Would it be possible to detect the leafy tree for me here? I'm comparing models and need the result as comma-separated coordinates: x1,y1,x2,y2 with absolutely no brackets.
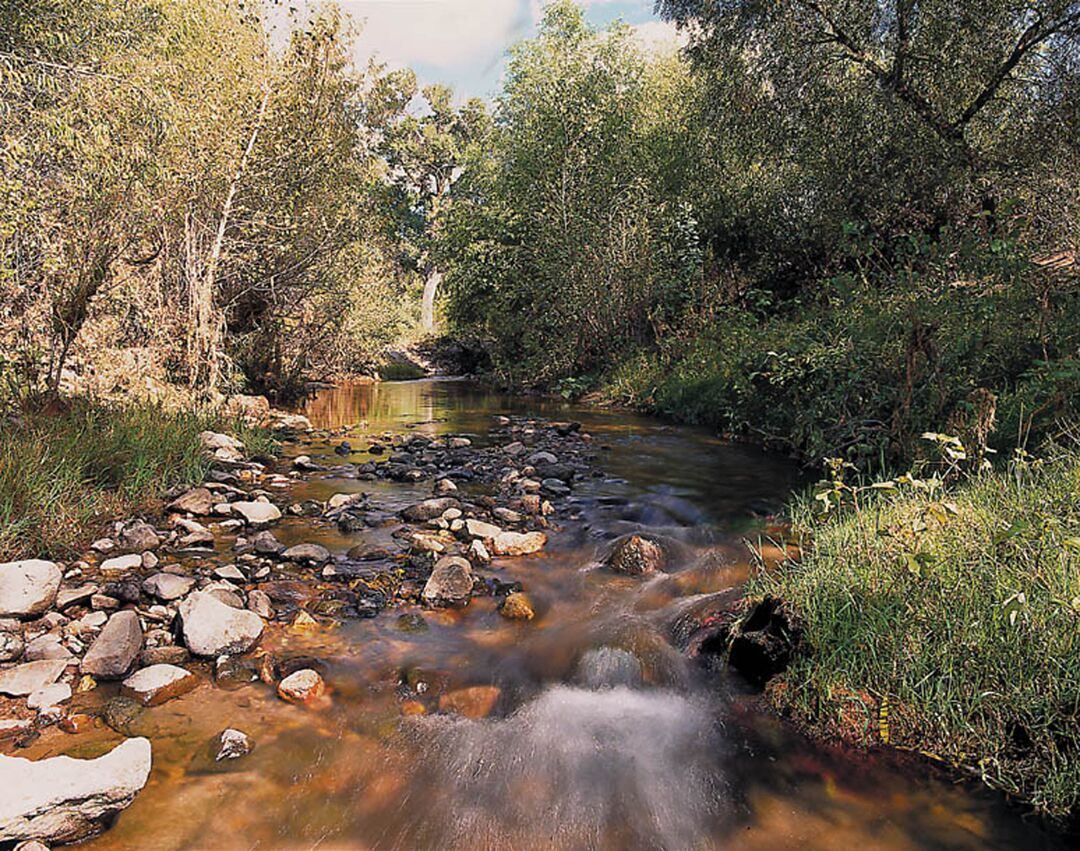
379,75,490,333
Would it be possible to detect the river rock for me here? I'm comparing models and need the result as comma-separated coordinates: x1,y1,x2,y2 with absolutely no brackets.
140,645,189,666
277,669,325,703
27,682,71,711
99,554,142,575
0,560,61,618
251,530,285,555
438,685,501,719
246,589,274,619
179,592,263,656
464,519,502,541
200,431,244,462
167,487,215,516
121,664,198,706
467,539,491,564
142,573,196,602
0,630,25,662
422,556,474,607
0,737,152,845
117,520,160,553
282,543,331,565
606,534,665,576
492,530,546,557
24,634,74,662
56,583,99,610
499,592,535,621
433,478,458,495
214,565,246,582
215,728,253,761
80,611,142,679
231,501,282,526
0,660,67,697
403,498,460,522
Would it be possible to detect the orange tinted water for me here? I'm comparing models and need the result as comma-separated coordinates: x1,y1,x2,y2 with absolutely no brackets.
44,380,1065,849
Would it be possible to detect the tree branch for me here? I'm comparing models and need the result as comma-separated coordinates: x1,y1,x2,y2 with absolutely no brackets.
952,8,1080,132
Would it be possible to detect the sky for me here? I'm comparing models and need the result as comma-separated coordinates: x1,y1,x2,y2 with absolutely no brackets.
278,1,681,101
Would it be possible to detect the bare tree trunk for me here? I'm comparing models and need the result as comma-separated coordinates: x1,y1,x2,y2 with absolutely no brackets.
421,265,442,334
187,87,270,390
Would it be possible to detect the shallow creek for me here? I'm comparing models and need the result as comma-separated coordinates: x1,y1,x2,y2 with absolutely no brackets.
29,380,1065,849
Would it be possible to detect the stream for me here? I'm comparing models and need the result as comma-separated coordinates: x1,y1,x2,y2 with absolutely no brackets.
43,379,1066,848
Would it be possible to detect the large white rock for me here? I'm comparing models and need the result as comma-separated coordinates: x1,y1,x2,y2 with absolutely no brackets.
0,737,152,844
142,573,196,602
0,560,61,617
231,501,282,526
121,664,198,706
99,554,142,575
464,519,502,542
492,530,547,557
179,592,263,657
0,659,67,696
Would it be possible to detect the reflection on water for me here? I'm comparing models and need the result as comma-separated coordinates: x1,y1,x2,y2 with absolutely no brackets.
50,380,1066,849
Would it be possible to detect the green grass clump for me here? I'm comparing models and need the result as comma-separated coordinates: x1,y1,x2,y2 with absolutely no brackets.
0,401,262,561
752,446,1080,817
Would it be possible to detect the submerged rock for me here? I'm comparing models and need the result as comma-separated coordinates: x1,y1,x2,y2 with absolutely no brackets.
179,592,264,657
438,686,501,719
0,737,152,845
215,728,253,761
499,592,535,621
0,560,61,618
605,534,665,576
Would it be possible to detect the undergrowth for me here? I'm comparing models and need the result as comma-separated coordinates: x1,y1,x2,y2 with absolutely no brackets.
0,401,271,561
750,440,1080,818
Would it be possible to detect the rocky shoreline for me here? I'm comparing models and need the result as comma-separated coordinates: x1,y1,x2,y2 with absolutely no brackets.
0,411,618,846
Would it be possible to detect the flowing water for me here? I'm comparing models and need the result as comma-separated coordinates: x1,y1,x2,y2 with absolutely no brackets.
35,380,1065,849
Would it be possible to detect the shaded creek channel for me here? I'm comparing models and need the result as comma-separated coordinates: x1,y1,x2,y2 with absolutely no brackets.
45,380,1067,848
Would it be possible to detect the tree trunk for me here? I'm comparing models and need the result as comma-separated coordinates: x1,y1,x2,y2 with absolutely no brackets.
187,86,270,390
421,266,442,334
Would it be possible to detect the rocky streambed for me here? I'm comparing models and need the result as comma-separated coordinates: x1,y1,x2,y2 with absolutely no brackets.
0,379,1065,850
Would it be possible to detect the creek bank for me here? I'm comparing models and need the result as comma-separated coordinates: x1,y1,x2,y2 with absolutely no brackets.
0,410,605,845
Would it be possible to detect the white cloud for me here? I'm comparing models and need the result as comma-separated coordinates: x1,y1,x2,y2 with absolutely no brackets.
337,0,533,70
629,19,686,53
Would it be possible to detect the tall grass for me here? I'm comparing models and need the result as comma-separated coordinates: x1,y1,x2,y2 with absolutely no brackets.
752,444,1080,817
0,402,226,561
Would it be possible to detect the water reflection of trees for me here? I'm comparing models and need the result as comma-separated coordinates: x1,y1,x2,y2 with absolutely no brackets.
301,381,444,432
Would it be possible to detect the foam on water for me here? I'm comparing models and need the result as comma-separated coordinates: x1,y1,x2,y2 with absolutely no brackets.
403,685,726,850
